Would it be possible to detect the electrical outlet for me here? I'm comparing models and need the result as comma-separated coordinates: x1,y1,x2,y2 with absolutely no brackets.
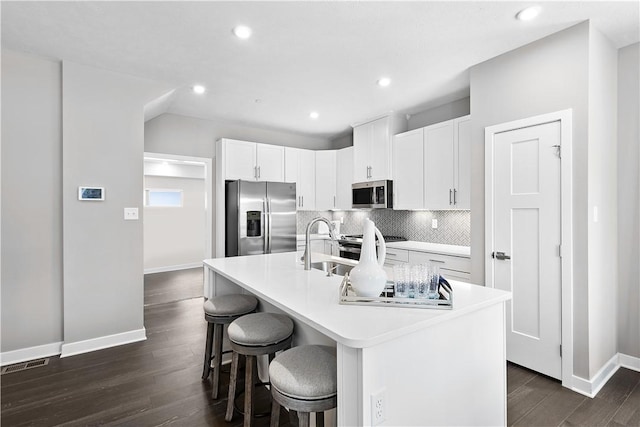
124,207,139,220
371,388,386,425
432,218,438,229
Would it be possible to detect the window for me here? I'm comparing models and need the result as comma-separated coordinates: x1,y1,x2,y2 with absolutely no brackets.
145,189,183,207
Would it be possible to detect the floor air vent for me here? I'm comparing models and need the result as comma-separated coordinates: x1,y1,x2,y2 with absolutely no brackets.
1,358,49,375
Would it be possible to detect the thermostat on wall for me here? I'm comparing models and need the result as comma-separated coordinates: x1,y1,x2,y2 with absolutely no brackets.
78,186,105,201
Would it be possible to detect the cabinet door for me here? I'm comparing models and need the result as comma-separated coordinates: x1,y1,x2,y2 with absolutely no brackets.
256,143,284,181
284,147,299,183
336,147,354,209
352,122,371,182
297,149,316,210
424,120,454,210
454,116,471,209
315,150,337,210
224,140,257,180
368,117,392,180
393,129,424,210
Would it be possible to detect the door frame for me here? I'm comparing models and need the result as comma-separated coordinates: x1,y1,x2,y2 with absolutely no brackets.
143,152,213,269
484,109,574,389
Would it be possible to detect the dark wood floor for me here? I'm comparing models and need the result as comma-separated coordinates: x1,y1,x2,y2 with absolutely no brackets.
2,269,639,426
144,267,203,306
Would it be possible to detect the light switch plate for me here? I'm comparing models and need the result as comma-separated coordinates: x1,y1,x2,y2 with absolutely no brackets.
432,219,438,229
124,208,139,220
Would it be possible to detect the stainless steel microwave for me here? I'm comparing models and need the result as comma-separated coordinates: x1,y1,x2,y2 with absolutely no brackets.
352,180,393,209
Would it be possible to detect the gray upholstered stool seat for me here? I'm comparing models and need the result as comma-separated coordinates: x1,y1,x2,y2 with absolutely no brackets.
225,312,294,427
268,345,337,427
201,294,258,400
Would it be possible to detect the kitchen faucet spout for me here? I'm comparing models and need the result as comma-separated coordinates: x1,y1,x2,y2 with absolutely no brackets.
304,217,338,270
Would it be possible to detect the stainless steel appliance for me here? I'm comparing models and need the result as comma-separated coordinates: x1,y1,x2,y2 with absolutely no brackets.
225,180,297,257
338,234,406,260
352,180,393,209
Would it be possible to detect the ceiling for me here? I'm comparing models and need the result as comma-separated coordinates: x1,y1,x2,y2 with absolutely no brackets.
2,1,638,140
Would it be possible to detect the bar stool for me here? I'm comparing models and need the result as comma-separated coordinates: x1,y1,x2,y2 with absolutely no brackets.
225,312,294,427
202,294,259,399
268,345,337,427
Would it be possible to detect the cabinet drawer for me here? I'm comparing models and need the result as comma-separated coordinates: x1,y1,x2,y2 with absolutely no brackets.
408,251,470,274
440,268,471,283
384,248,409,263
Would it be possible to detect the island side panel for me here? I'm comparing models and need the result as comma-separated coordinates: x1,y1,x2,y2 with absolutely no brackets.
337,344,364,426
359,302,506,426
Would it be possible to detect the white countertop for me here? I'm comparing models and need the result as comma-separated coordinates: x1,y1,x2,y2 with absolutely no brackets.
386,241,471,257
204,252,508,348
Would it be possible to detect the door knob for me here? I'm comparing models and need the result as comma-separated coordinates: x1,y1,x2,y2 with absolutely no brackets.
492,251,511,260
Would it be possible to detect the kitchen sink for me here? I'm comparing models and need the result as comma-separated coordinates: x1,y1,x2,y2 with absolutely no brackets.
310,261,353,277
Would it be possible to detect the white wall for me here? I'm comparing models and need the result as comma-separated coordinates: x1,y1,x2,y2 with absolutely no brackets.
144,175,205,271
61,60,173,354
617,42,640,360
1,50,63,353
407,97,470,130
470,23,591,378
587,27,619,377
144,113,332,159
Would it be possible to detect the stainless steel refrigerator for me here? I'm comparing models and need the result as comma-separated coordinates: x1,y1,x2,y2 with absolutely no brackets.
225,180,297,257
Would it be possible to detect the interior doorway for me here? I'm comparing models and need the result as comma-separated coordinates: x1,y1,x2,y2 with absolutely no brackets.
143,152,213,305
485,110,574,389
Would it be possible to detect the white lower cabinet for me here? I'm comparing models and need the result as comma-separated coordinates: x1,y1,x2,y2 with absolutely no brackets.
408,250,471,282
383,248,409,268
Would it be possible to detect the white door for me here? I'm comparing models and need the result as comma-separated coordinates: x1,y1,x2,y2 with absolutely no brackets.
352,123,371,182
315,150,337,210
393,128,424,209
491,120,562,379
224,140,257,180
297,149,316,210
424,120,454,210
368,116,391,180
256,143,284,181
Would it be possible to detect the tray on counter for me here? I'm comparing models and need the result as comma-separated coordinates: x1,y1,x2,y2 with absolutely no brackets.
338,273,453,309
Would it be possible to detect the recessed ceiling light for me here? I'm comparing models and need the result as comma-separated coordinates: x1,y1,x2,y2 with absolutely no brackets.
233,25,252,39
377,77,391,87
309,111,319,119
192,85,206,94
516,6,541,21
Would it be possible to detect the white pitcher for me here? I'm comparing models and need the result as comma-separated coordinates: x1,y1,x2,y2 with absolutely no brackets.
349,218,388,297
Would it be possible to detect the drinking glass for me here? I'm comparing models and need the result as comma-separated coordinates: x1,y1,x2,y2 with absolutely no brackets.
393,264,408,298
427,264,440,299
415,264,429,299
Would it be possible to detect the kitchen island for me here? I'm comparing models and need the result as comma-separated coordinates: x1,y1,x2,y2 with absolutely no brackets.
203,252,511,426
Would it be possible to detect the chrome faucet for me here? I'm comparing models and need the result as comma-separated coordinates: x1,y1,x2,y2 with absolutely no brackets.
304,217,338,270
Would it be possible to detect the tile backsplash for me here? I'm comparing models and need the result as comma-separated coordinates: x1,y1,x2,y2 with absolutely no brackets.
297,209,470,247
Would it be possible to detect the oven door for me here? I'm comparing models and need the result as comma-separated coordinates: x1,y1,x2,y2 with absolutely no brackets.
338,245,361,260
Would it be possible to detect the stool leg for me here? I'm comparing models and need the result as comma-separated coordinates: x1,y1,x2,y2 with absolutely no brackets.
316,411,325,427
225,351,240,422
244,355,256,427
269,397,280,427
298,411,310,427
211,323,224,399
201,322,214,380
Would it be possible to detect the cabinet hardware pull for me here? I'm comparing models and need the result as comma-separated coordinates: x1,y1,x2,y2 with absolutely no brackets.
429,259,445,264
449,189,453,205
453,188,457,205
257,166,261,179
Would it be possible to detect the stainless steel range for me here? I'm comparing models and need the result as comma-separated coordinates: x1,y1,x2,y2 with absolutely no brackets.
337,234,406,260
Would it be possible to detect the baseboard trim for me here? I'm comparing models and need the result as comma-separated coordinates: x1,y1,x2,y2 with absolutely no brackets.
619,353,640,371
570,352,640,398
60,328,146,358
0,341,63,366
144,262,202,274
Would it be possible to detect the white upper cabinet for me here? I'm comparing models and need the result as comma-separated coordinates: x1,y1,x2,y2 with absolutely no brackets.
423,116,471,210
392,115,471,211
222,139,284,182
286,147,316,211
315,150,337,210
393,128,425,210
256,143,285,181
424,120,455,210
353,115,407,182
335,146,354,210
453,116,471,209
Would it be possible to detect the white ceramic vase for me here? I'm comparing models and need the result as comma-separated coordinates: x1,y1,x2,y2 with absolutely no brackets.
349,219,388,297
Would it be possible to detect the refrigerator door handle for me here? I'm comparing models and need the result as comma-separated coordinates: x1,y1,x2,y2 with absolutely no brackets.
266,197,273,253
263,198,269,253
